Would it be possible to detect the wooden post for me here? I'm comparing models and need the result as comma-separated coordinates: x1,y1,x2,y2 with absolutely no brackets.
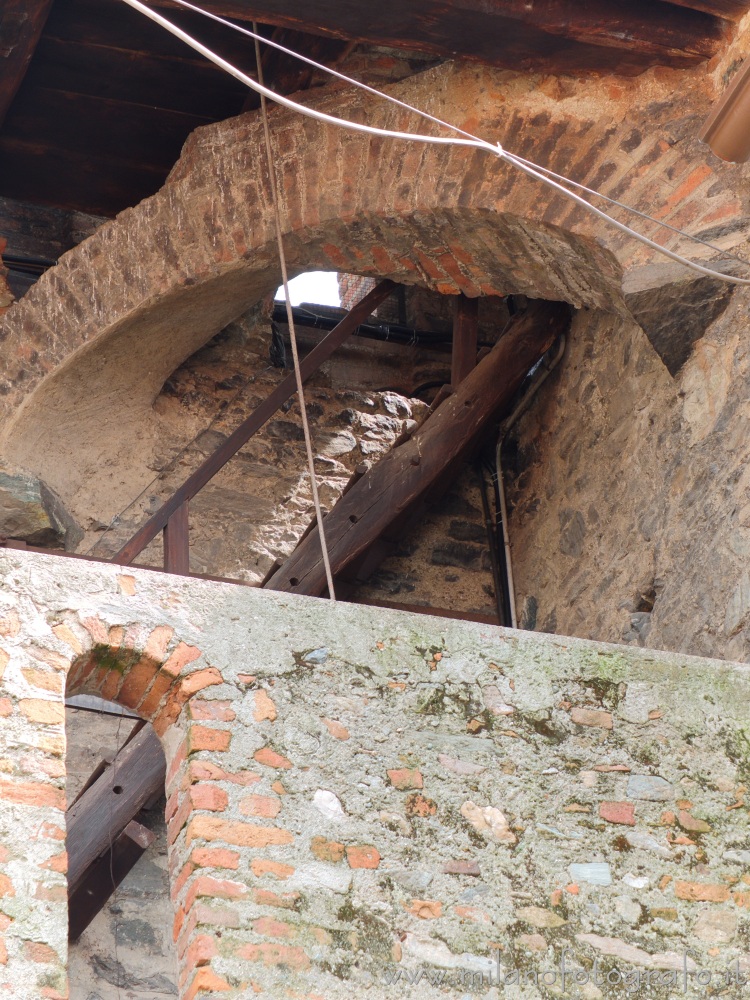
265,299,571,597
163,501,189,574
451,293,479,386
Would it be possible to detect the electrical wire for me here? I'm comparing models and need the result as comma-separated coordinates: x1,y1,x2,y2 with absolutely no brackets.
126,0,750,287
254,26,338,601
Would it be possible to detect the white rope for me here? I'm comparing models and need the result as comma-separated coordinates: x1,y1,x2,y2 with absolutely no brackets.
253,27,338,601
134,0,750,287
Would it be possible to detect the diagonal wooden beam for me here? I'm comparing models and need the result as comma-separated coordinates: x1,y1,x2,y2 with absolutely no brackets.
264,299,571,597
65,725,165,897
68,820,155,942
0,0,54,132
112,279,395,565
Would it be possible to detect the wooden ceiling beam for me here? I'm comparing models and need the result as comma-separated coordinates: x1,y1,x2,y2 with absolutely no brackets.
149,0,729,68
0,0,54,130
656,0,749,20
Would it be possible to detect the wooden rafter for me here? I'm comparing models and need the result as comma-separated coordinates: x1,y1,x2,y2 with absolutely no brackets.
264,299,572,597
150,0,730,68
0,0,54,131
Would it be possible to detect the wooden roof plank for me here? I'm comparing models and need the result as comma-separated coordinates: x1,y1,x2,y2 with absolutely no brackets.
0,0,55,130
657,0,750,20
150,0,729,67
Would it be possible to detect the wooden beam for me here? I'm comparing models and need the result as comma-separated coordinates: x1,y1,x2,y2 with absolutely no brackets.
0,194,104,261
113,279,395,565
163,501,190,573
356,598,500,626
68,820,155,942
265,299,571,597
65,726,165,897
660,0,748,20
0,0,54,131
451,294,479,387
150,0,728,68
243,29,352,112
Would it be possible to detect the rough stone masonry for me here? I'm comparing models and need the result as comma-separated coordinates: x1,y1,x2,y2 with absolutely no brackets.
1,550,750,998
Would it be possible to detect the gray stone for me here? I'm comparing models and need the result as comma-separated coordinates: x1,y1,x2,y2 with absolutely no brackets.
627,774,673,801
614,896,643,924
623,262,735,376
569,863,612,886
559,509,586,558
624,830,672,859
0,465,81,549
723,849,750,865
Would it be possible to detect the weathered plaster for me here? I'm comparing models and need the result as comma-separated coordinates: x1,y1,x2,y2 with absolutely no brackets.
1,551,750,997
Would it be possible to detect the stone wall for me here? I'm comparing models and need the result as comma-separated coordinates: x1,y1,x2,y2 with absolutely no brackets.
506,273,750,662
3,550,750,999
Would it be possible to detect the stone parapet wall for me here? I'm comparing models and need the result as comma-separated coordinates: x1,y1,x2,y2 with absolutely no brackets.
1,551,750,997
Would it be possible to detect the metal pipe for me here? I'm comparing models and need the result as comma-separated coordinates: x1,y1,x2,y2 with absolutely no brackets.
495,333,567,630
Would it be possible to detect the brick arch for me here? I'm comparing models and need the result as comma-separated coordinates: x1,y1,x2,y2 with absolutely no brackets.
63,612,212,734
0,61,743,504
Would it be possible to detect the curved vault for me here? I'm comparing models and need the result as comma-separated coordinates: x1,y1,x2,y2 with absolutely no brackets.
3,58,734,510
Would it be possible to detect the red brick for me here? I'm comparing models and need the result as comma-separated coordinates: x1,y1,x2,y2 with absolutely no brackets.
346,845,381,869
117,657,160,710
184,934,217,971
322,718,350,740
185,875,247,910
18,699,65,726
161,642,202,678
237,942,310,971
240,794,281,819
189,700,236,722
0,779,65,811
387,768,423,790
23,941,59,963
570,707,613,729
254,689,277,722
185,815,293,848
253,889,300,909
404,899,443,919
675,881,729,903
184,968,231,1000
144,624,174,661
310,836,345,863
251,859,295,880
21,669,64,695
188,726,231,753
190,785,228,812
254,747,292,769
190,847,240,869
254,917,296,939
599,801,636,826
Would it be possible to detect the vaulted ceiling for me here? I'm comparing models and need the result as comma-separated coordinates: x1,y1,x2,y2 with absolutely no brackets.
0,0,747,219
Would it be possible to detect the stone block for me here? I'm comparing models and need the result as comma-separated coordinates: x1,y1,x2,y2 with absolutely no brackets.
0,465,81,549
623,262,735,377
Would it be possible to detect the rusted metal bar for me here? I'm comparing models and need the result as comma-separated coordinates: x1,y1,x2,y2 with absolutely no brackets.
112,279,395,565
163,500,189,573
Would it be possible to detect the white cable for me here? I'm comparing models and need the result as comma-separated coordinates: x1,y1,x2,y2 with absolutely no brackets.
253,26,338,601
120,0,494,153
165,0,750,279
119,0,750,287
